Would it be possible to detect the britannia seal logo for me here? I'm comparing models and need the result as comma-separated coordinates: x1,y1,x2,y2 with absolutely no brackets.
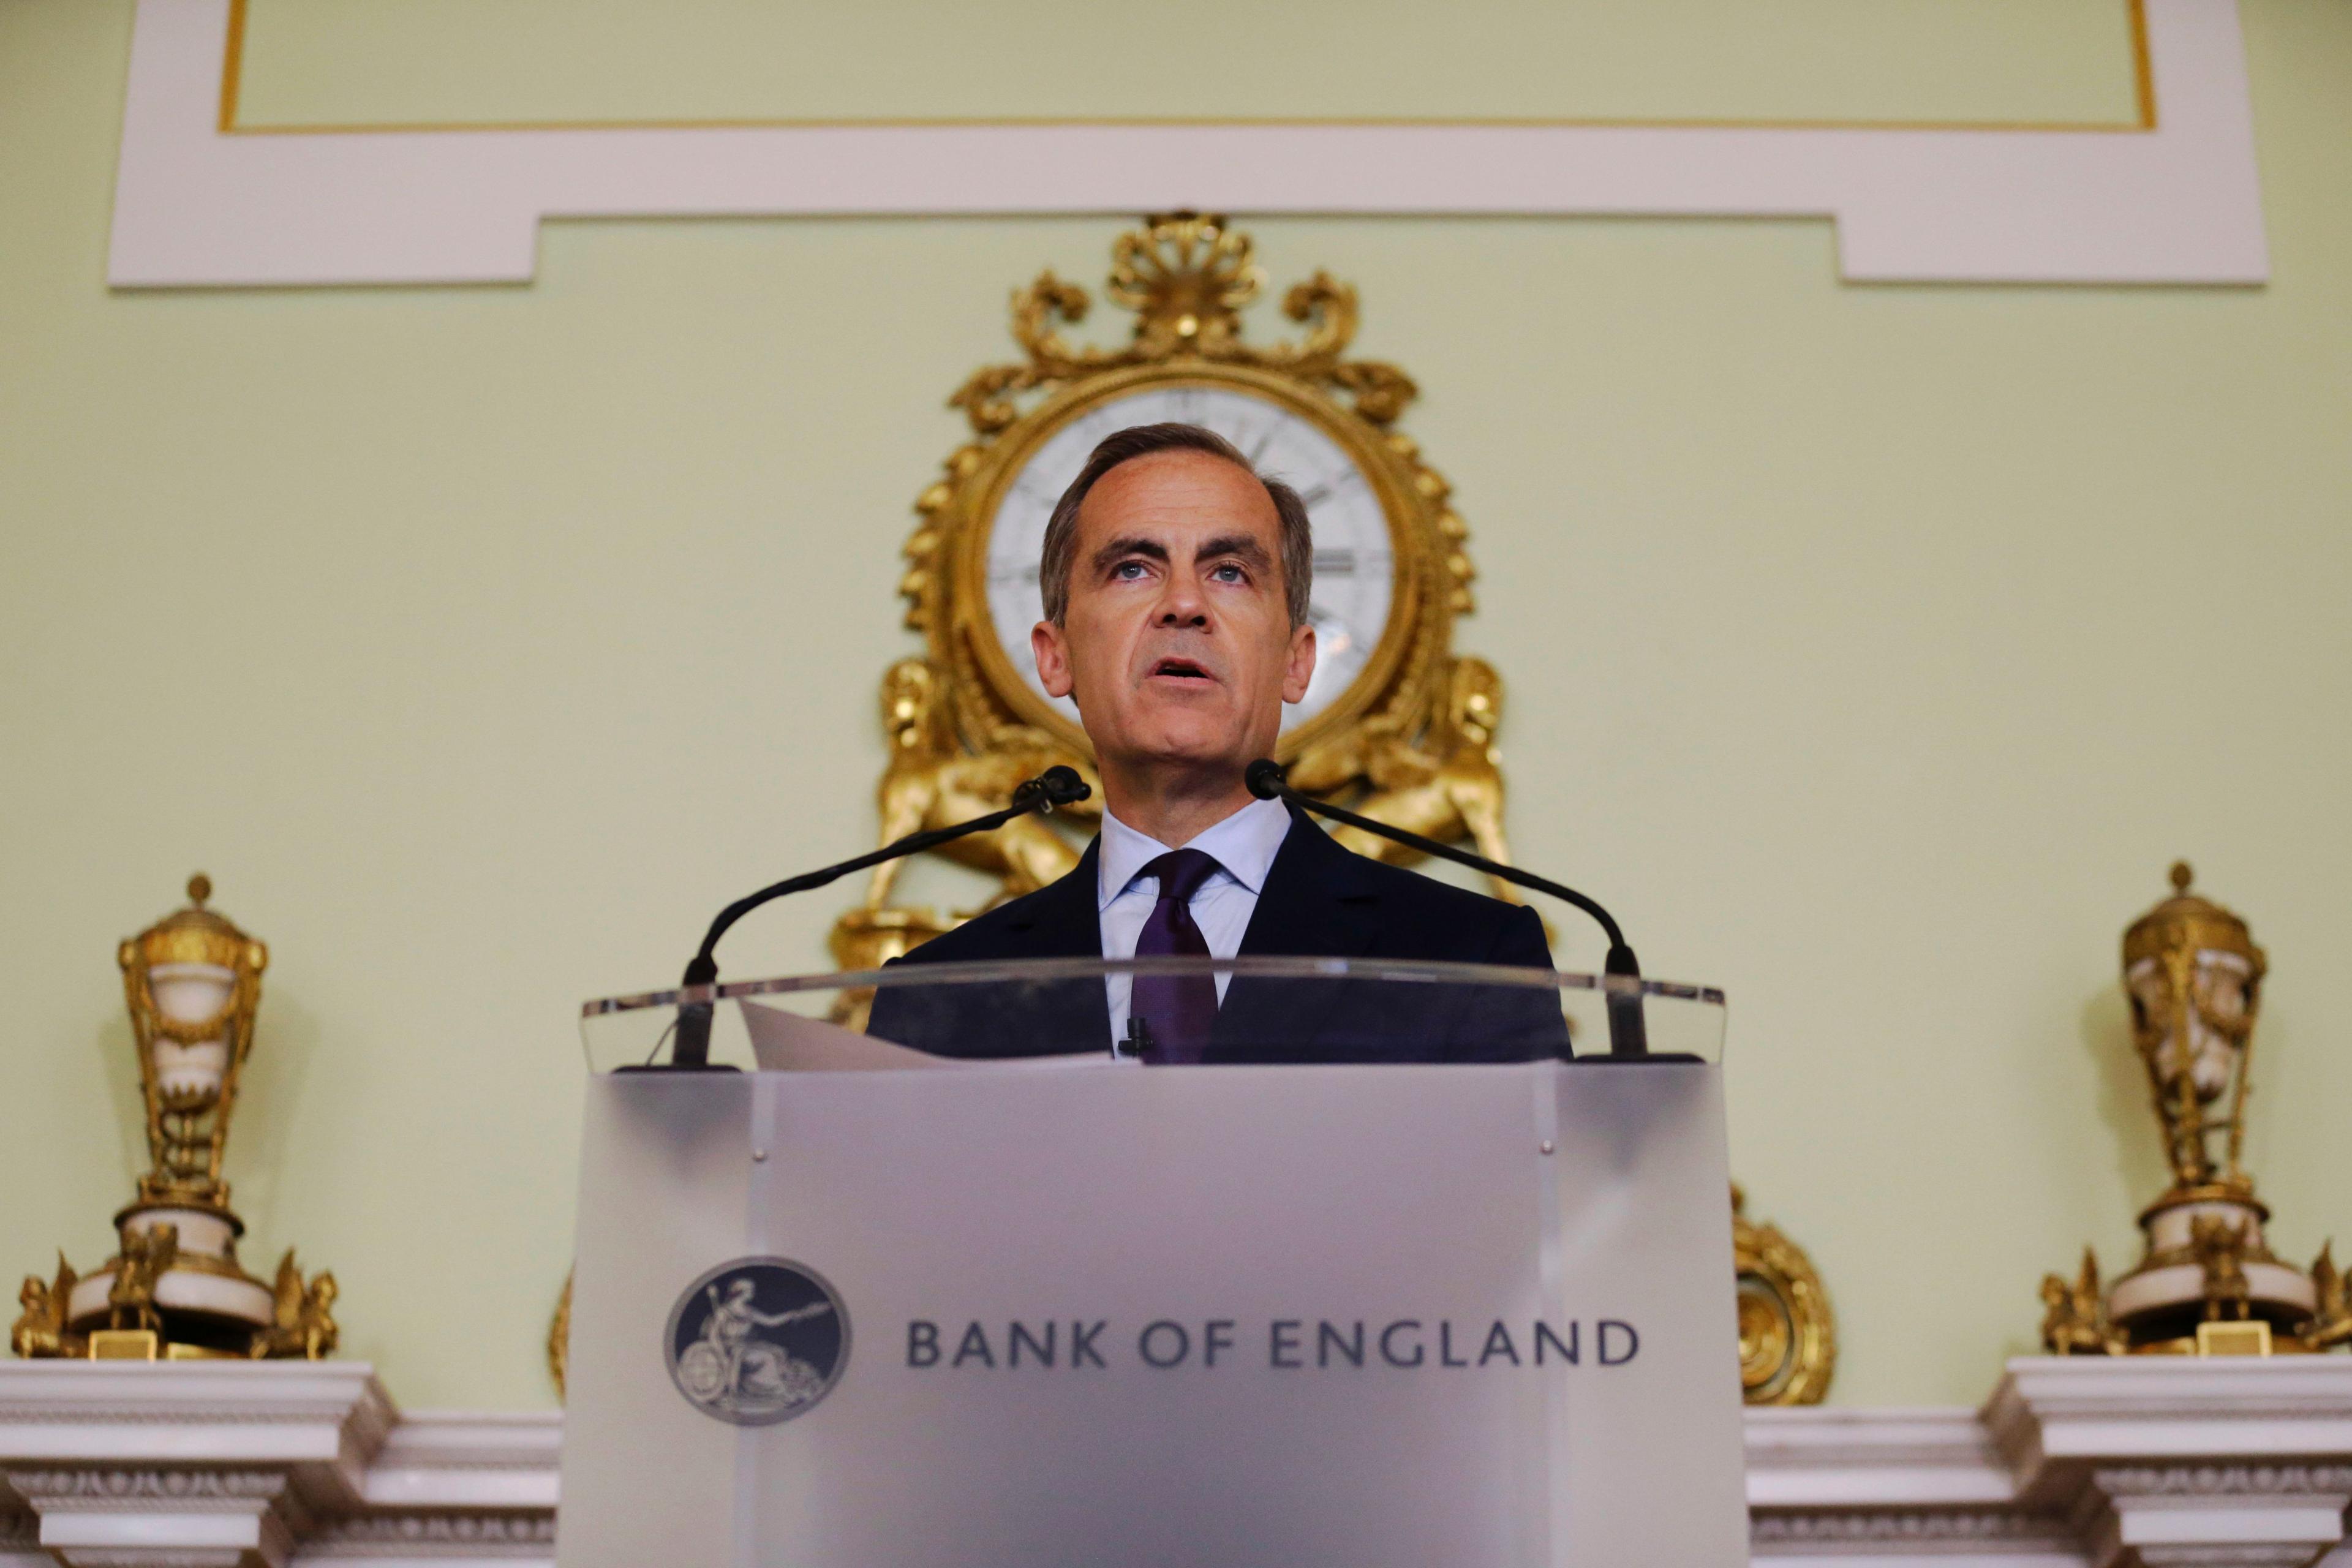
664,1259,850,1425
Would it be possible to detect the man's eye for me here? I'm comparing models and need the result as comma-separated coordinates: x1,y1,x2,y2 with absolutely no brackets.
1211,563,1246,582
1112,560,1149,579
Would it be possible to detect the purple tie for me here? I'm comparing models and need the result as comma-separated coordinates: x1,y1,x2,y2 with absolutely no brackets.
1129,848,1222,1065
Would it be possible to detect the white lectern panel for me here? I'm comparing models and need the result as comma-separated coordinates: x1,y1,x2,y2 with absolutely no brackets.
560,1061,1746,1567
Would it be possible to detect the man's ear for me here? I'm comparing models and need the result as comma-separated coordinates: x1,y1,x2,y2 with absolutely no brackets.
1281,620,1317,706
1032,619,1075,699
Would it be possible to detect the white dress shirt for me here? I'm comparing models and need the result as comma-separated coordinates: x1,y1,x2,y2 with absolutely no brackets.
1096,795,1292,1047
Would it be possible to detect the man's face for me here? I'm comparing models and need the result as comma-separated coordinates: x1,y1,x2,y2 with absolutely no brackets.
1033,450,1315,781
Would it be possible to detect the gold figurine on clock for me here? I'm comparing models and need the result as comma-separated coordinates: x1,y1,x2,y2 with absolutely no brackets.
832,214,1518,981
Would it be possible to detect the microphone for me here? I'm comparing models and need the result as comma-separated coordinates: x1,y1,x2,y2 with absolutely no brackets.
1245,759,1650,1057
656,765,1091,1070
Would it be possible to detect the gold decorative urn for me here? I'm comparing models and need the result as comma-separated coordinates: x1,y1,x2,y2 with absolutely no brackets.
2040,863,2351,1356
12,876,337,1361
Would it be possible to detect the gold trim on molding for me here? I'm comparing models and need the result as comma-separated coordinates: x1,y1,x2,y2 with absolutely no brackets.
215,0,2158,138
2131,0,2159,129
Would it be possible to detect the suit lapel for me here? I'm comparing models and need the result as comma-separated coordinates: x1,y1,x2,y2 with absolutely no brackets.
988,837,1110,1052
996,837,1107,958
1214,807,1383,1055
1234,806,1385,960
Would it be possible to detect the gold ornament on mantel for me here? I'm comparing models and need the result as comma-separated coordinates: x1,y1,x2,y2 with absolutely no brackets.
548,1272,572,1401
2038,863,2352,1357
832,214,1522,1009
1733,1185,1836,1405
10,876,337,1362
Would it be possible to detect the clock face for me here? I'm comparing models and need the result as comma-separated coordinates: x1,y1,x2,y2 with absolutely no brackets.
979,382,1398,739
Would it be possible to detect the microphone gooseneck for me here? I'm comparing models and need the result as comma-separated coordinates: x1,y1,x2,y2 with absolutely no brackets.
660,765,1092,1070
1246,758,1649,1057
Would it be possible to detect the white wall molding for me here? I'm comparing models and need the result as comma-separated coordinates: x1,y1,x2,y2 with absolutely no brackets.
353,1417,557,1518
107,0,2269,288
2084,1466,2352,1568
301,1512,554,1562
1750,1510,2082,1567
1747,1360,2352,1567
0,1369,554,1568
0,1363,396,1568
5,1358,2349,1566
4,1468,300,1568
1988,1358,2352,1491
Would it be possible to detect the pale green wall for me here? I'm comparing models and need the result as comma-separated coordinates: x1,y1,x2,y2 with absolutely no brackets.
4,0,2349,1411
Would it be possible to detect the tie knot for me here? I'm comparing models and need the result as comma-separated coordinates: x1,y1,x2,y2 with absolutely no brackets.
1140,848,1221,905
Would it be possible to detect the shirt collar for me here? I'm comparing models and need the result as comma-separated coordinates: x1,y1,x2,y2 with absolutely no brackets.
1096,795,1292,911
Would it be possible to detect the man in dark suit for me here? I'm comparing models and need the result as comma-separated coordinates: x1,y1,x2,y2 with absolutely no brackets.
865,422,1566,1065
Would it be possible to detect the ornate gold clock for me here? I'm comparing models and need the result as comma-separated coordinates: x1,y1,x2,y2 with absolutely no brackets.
833,214,1525,973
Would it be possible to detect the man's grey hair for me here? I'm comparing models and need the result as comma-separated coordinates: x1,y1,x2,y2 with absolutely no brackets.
1037,422,1313,628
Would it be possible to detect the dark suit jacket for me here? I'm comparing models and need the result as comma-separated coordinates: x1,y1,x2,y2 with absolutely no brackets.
864,805,1571,1064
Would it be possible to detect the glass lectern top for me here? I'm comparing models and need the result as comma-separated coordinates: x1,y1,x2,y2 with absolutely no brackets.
579,957,1724,1074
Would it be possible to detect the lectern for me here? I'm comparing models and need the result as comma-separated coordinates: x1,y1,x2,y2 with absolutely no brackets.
561,959,1749,1567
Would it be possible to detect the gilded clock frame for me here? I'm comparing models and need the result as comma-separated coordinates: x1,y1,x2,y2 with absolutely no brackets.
944,358,1438,766
833,214,1505,967
897,214,1476,790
